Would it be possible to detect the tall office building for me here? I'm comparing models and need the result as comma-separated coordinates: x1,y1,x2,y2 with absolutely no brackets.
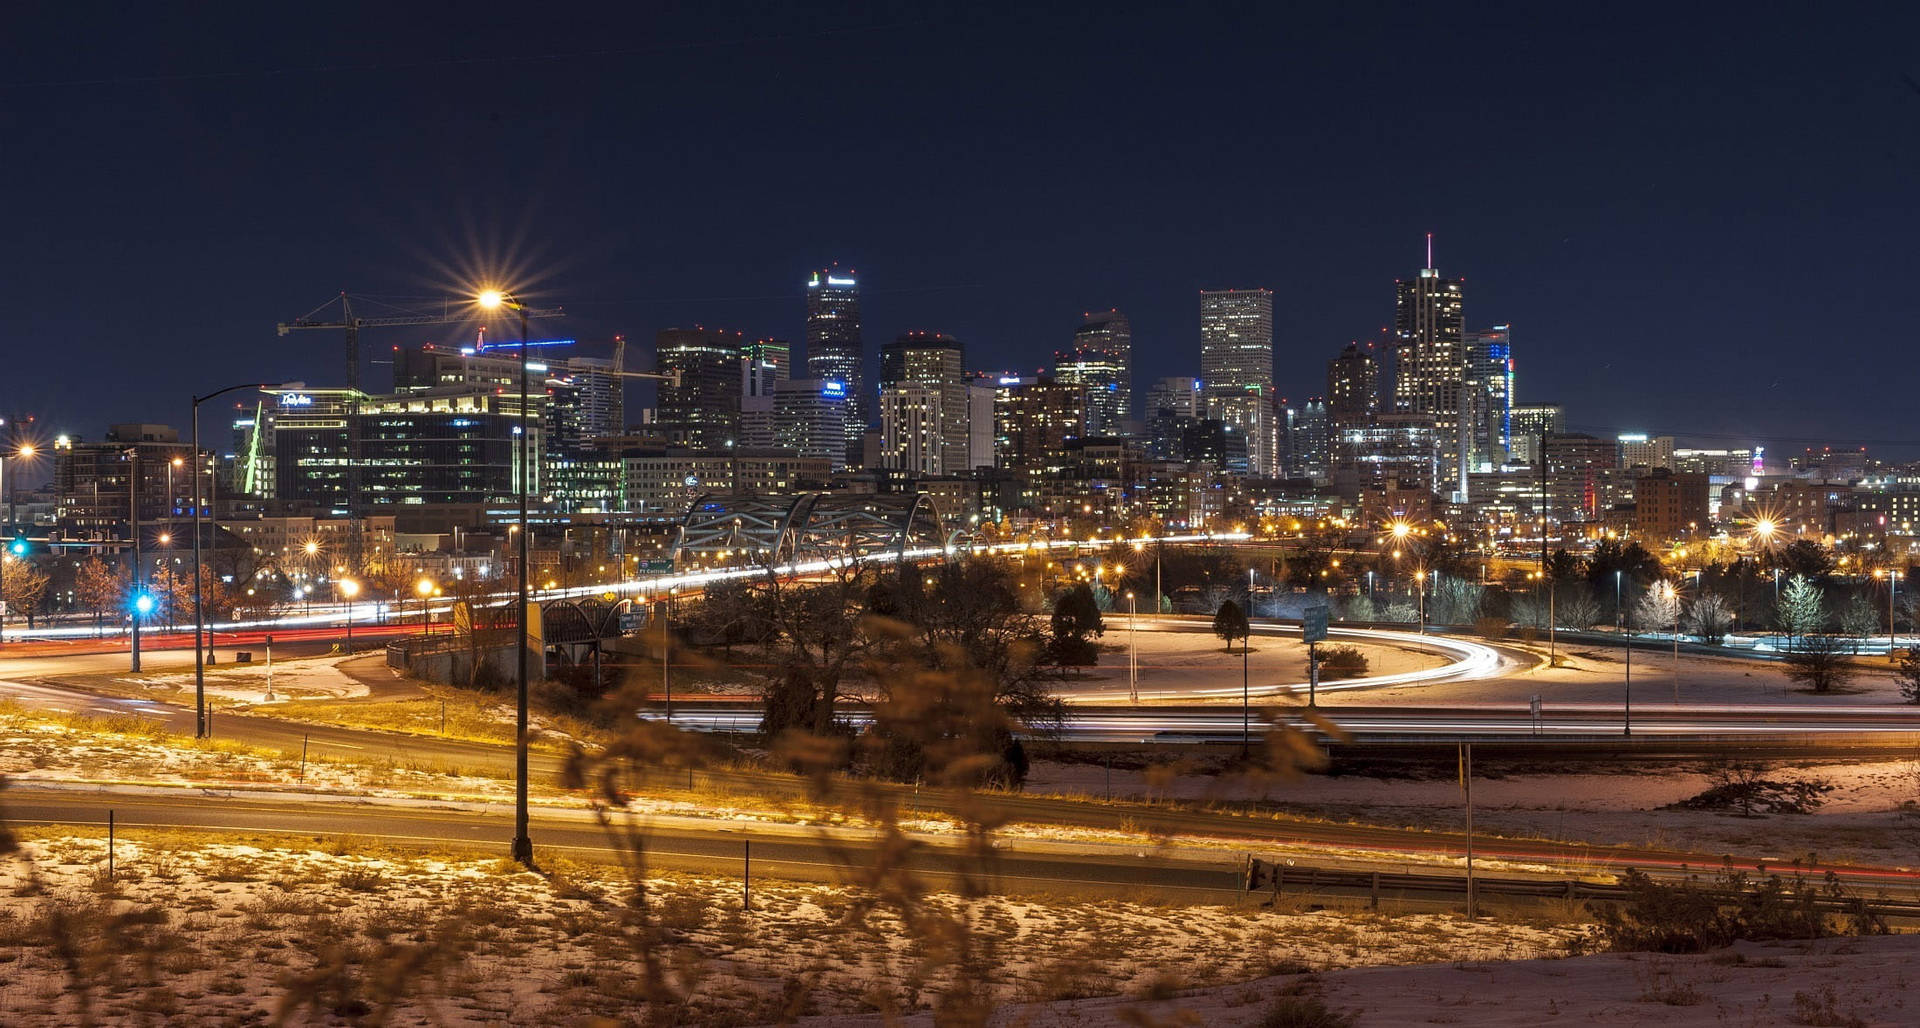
1199,289,1276,476
804,267,864,462
1509,404,1567,464
1144,376,1202,460
1390,239,1467,492
392,343,621,450
878,384,946,476
880,332,969,474
1199,289,1274,397
654,328,744,451
966,380,998,470
1325,341,1381,432
744,338,791,384
1463,326,1513,471
993,377,1085,469
1618,434,1677,471
777,379,853,469
1390,243,1466,416
1287,398,1330,482
1055,310,1132,433
269,388,543,510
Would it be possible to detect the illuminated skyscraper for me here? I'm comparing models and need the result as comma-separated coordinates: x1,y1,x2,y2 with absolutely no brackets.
1391,237,1467,491
1325,341,1381,432
804,267,864,461
1463,326,1514,471
1390,244,1466,418
880,332,969,474
1056,310,1132,433
743,338,790,386
1199,289,1276,476
1199,289,1274,398
654,327,743,451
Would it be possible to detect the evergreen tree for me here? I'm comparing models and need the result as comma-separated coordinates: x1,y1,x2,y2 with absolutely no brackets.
1212,598,1250,653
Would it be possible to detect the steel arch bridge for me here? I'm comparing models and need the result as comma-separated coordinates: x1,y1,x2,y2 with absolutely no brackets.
671,492,968,570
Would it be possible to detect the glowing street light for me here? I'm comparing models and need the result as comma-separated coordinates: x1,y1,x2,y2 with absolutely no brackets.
339,578,360,653
415,576,435,636
477,286,538,868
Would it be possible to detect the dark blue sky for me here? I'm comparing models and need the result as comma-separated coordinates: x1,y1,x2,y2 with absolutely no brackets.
5,2,1919,458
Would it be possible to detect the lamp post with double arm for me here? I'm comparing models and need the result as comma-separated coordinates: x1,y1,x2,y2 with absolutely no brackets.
191,382,279,737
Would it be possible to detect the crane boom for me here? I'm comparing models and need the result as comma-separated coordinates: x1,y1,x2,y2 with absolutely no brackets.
274,292,564,574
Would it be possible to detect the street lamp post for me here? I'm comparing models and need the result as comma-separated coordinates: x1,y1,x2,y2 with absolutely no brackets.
415,577,434,636
125,446,145,673
0,443,35,642
1623,576,1633,736
478,288,536,867
192,382,276,738
1127,590,1138,703
1665,581,1680,704
1885,570,1899,664
159,531,173,632
339,578,359,654
165,456,181,631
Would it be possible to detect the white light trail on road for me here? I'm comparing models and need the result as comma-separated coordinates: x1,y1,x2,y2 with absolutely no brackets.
1,532,1248,641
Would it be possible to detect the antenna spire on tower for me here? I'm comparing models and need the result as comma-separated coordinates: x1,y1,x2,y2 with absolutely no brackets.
1426,232,1434,270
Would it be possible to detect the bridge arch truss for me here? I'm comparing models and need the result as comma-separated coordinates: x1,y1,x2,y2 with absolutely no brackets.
672,492,962,570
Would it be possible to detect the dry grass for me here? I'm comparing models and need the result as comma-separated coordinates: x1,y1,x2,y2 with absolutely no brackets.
274,683,599,751
0,828,1582,1026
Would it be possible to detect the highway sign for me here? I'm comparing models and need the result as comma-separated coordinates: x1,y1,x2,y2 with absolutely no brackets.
639,560,675,573
618,611,647,634
1302,604,1329,643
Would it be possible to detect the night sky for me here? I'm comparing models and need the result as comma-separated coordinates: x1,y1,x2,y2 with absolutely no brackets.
6,2,1920,464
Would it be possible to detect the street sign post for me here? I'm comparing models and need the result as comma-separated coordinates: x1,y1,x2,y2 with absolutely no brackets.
1303,604,1329,706
1302,604,1329,644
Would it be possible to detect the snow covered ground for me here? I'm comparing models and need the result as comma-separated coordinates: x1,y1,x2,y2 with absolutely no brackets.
0,833,1577,1026
113,651,375,704
870,935,1920,1026
1031,755,1920,868
1344,639,1914,707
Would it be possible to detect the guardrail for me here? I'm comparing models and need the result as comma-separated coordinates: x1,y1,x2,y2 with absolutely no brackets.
1243,857,1920,918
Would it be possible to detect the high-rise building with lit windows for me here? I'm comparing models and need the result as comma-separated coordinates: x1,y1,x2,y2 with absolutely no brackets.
879,384,946,476
1326,341,1381,432
1391,240,1467,491
1056,310,1132,433
1199,289,1273,398
880,332,969,474
743,338,790,390
654,327,743,451
1463,326,1514,471
1199,289,1276,476
804,267,863,461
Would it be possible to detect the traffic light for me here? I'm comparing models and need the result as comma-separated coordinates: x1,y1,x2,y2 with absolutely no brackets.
132,593,156,616
6,538,23,557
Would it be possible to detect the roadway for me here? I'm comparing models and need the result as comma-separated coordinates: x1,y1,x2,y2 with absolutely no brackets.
8,777,1917,899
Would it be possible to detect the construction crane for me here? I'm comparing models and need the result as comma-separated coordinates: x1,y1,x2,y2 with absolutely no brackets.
277,293,565,392
275,293,565,572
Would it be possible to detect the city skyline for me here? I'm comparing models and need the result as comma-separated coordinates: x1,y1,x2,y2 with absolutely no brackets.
6,6,1920,456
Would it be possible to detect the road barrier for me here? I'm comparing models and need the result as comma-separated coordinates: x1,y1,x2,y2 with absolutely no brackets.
1242,857,1920,919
